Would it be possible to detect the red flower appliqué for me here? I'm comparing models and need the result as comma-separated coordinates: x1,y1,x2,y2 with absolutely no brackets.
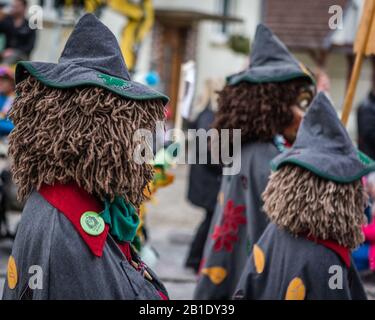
211,199,246,252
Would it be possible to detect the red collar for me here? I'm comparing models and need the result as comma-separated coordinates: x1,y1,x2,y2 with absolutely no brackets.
39,183,109,257
307,235,351,268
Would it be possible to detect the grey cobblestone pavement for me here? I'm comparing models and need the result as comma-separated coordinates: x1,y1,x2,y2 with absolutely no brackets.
0,165,374,299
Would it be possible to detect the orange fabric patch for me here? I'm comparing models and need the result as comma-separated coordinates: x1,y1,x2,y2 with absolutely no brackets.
201,267,227,285
253,244,265,274
285,277,306,300
7,256,18,290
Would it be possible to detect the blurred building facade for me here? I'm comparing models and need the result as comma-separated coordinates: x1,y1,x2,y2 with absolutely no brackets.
26,0,373,138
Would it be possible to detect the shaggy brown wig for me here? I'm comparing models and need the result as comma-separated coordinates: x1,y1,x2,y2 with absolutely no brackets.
262,165,367,249
212,78,314,143
8,76,165,207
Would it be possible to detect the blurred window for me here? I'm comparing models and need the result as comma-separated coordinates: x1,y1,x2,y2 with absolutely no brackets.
216,0,237,35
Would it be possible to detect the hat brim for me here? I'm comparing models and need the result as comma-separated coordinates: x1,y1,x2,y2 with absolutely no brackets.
227,65,315,86
271,148,375,183
16,61,169,105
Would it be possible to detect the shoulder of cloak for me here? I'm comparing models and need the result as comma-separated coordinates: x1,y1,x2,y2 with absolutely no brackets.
3,191,59,299
253,224,358,299
3,191,98,299
241,142,279,175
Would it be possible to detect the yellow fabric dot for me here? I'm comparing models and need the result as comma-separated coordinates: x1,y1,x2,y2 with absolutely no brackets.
201,267,227,285
253,244,265,274
285,277,306,300
7,256,18,290
218,192,224,206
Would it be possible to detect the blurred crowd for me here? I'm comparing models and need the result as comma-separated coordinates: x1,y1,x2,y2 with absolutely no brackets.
0,0,35,134
0,0,35,239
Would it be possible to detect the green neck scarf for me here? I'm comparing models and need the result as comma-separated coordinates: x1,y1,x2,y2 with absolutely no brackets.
100,196,139,243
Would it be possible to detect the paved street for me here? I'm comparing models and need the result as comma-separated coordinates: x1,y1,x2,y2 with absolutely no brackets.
1,164,375,299
144,164,202,299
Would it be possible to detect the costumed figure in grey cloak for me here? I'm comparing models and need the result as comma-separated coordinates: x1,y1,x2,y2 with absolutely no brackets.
235,92,375,300
2,14,170,300
193,24,316,300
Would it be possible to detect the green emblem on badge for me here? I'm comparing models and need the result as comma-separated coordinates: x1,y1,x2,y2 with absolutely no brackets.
80,211,105,236
97,73,130,89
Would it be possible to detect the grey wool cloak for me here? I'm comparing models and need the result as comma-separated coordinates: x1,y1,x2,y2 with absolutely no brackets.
2,184,168,300
193,142,280,300
234,223,367,300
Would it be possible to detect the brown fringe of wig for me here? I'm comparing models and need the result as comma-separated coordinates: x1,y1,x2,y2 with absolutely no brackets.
262,165,367,249
212,79,313,143
8,76,165,208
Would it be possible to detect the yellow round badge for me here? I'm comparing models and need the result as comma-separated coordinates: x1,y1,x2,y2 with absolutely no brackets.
253,244,265,274
201,267,227,285
285,277,306,300
7,255,18,290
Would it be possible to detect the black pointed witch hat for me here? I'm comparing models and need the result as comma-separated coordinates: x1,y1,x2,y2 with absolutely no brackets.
227,24,315,86
15,13,169,104
271,92,375,183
